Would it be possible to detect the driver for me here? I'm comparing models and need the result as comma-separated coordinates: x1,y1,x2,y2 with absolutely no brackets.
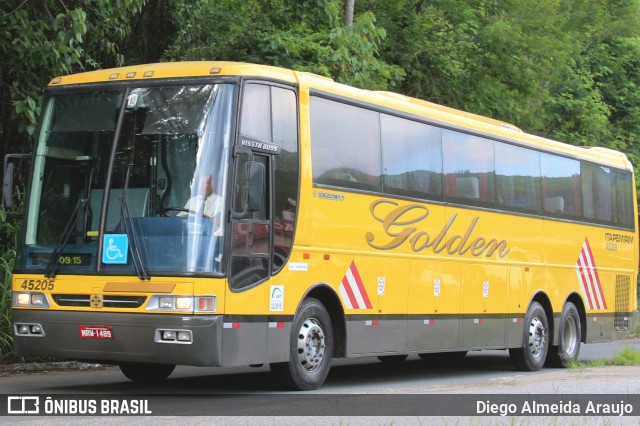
178,174,223,222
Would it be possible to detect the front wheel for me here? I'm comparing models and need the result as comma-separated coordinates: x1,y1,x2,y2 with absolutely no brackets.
510,301,549,371
546,302,581,367
270,298,333,390
119,362,175,383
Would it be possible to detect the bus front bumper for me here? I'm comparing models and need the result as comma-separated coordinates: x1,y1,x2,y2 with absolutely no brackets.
12,309,223,367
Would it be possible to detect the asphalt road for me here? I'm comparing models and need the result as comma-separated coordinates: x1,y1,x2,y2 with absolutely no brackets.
2,339,640,423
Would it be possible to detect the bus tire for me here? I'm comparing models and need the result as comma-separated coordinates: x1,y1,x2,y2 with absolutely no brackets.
119,362,175,383
546,302,581,367
510,301,549,371
270,298,333,391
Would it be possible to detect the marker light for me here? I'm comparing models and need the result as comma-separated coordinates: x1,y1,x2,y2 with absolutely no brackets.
196,296,216,312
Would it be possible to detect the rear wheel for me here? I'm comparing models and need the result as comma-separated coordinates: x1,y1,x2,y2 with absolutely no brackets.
270,298,333,390
546,302,581,367
510,301,549,371
119,362,175,383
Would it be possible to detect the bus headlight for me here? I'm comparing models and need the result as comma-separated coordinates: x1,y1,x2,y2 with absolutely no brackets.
146,295,216,313
13,292,50,308
175,297,192,310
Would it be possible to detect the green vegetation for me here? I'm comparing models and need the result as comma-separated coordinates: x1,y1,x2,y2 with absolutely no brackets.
568,348,640,368
1,0,640,361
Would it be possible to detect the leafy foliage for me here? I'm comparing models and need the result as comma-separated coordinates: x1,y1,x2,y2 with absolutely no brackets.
163,0,404,90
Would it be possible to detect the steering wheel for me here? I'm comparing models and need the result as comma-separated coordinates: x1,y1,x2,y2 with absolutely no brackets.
159,207,190,216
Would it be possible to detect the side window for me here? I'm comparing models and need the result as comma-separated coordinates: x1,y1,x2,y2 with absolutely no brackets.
495,143,541,213
443,130,495,206
240,84,271,141
614,171,635,229
272,87,299,272
540,154,581,217
310,96,382,191
381,114,442,199
582,162,613,223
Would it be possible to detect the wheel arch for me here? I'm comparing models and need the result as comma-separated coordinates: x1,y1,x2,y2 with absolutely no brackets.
299,283,347,358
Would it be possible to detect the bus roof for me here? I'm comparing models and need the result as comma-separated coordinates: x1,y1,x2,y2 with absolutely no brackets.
49,61,632,171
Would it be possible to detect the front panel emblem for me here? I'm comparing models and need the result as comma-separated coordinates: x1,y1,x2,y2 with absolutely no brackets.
90,294,103,309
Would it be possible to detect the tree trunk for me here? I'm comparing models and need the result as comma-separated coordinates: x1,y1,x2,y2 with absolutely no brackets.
345,0,355,27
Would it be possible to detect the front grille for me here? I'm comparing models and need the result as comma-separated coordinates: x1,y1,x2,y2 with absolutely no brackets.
614,275,631,331
53,294,147,308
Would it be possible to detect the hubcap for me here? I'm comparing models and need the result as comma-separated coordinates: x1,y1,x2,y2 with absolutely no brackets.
296,318,325,372
527,316,547,359
562,316,578,355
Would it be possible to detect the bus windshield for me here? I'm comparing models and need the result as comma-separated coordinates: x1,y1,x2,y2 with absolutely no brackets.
20,83,235,276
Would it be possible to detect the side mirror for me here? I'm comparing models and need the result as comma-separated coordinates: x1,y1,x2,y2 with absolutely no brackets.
3,153,30,212
247,161,265,212
2,162,15,209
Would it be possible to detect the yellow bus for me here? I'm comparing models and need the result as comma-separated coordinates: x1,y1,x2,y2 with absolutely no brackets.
10,62,638,390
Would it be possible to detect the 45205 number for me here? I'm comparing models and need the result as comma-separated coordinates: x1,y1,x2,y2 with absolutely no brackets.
20,279,55,291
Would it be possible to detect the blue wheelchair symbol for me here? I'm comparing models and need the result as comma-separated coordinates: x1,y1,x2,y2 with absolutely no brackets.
102,234,128,264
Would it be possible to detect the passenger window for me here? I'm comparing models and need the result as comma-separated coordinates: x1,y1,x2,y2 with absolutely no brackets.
381,114,442,199
540,154,581,217
495,143,541,213
614,171,634,229
582,163,613,223
443,130,495,206
310,97,382,192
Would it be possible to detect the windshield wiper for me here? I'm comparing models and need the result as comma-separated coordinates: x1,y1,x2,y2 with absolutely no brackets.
119,164,150,280
44,198,88,278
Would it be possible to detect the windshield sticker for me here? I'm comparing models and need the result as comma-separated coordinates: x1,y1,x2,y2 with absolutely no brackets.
102,234,128,264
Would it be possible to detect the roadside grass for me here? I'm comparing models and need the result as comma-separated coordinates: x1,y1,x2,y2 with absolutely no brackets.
568,347,640,368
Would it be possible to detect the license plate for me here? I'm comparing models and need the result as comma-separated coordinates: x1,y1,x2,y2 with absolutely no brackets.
79,325,113,340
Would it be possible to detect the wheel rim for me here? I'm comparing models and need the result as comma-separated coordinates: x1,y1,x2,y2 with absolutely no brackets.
527,316,547,359
562,316,578,356
296,318,325,372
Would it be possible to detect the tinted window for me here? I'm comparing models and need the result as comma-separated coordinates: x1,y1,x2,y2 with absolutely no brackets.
241,84,271,141
310,97,382,191
272,87,299,272
381,114,442,199
443,130,495,205
540,154,581,217
582,163,614,223
614,171,635,228
495,143,541,213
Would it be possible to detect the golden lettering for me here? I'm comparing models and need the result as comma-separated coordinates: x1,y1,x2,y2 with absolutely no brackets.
366,199,510,259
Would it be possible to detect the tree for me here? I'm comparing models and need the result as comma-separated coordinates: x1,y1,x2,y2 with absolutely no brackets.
163,0,403,90
0,0,147,162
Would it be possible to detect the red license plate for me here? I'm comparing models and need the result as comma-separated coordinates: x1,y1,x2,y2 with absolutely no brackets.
79,325,113,340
